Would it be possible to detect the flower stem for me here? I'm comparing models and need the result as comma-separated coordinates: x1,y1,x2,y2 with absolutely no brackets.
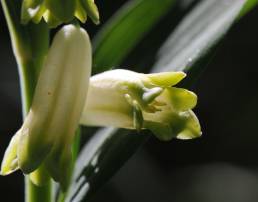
25,176,52,202
22,60,52,202
1,0,51,201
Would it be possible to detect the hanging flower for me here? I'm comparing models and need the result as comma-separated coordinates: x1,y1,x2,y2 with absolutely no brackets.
80,69,202,141
1,27,201,192
1,24,92,190
21,0,99,27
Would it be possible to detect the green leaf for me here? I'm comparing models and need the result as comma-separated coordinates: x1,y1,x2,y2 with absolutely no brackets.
152,0,248,73
68,0,257,201
92,0,177,74
239,0,258,18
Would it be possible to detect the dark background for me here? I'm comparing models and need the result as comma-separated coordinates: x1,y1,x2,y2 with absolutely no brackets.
1,1,258,201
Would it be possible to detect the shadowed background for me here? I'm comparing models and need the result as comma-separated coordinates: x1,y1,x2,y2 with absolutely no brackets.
1,1,258,201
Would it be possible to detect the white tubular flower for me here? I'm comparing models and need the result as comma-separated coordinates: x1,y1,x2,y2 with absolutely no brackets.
1,24,91,190
80,69,201,141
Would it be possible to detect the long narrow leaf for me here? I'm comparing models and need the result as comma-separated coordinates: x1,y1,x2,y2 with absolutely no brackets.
66,128,147,202
152,0,253,73
239,0,258,17
92,0,177,74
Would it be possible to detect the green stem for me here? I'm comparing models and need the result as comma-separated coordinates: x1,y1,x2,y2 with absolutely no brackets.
1,1,82,201
1,0,51,201
25,177,52,202
22,59,52,202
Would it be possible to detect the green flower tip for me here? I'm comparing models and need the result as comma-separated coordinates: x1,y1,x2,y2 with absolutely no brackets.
1,24,92,191
21,0,100,27
80,69,202,141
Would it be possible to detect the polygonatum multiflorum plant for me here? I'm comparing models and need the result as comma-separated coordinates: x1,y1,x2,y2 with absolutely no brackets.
0,0,256,201
1,23,201,190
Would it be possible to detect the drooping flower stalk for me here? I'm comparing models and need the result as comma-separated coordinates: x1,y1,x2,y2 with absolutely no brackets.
1,24,92,191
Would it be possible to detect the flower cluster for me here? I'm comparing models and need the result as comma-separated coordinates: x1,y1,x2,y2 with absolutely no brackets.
1,24,201,190
21,0,99,27
1,24,92,190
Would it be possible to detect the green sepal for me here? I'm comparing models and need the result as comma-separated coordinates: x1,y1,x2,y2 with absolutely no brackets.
21,1,32,24
144,110,201,141
17,128,53,174
80,0,99,24
21,1,46,24
75,0,87,23
165,87,197,111
0,131,21,175
176,111,202,140
43,10,61,28
45,0,76,22
31,4,46,24
146,71,186,87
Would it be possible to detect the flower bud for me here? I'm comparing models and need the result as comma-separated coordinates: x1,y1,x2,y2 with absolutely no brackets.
1,24,92,190
80,69,201,141
80,0,100,24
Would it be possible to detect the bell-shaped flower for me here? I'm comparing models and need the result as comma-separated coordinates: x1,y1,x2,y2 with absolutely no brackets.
1,25,201,192
21,0,99,27
80,69,202,141
1,24,92,190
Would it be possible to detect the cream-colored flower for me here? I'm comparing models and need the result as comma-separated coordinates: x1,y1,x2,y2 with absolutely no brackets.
1,24,91,190
80,69,202,141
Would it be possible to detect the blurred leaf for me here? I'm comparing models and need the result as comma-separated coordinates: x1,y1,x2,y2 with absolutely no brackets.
92,0,177,74
152,0,249,73
239,0,258,17
67,0,257,201
65,128,148,202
